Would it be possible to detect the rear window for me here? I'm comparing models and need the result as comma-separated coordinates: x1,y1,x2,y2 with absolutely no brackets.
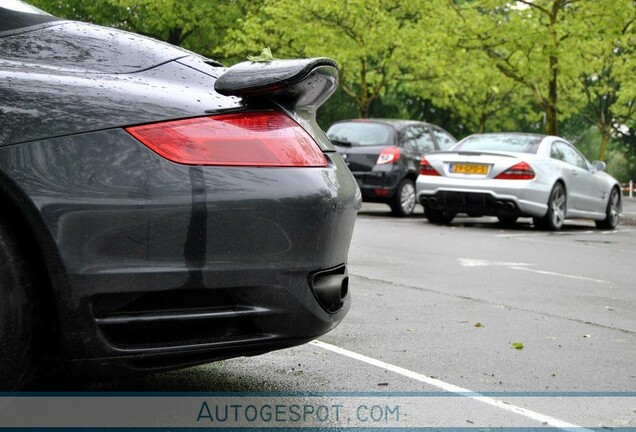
454,134,542,154
327,122,392,146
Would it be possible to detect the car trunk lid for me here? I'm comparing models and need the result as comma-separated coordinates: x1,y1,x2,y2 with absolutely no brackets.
425,151,531,179
332,144,387,172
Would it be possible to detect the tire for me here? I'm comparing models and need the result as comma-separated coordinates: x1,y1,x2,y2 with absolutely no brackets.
389,179,416,217
534,183,566,231
0,215,43,390
425,208,455,224
595,187,621,230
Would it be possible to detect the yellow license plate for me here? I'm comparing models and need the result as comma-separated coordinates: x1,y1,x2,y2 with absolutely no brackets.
450,163,489,175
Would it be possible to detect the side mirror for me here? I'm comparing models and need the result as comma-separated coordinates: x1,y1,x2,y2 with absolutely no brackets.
592,160,607,172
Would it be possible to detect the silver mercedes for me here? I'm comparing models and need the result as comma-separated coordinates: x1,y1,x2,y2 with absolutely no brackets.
416,133,622,230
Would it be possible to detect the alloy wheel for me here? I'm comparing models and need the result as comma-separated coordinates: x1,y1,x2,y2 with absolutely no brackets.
550,185,566,229
400,182,416,214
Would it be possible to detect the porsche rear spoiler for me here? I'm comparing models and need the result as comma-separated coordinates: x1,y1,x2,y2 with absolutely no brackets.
214,58,339,111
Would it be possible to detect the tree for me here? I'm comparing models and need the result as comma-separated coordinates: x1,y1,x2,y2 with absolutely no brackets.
448,0,601,135
222,0,440,118
568,0,636,160
29,0,261,61
28,0,130,28
30,0,636,151
413,43,536,133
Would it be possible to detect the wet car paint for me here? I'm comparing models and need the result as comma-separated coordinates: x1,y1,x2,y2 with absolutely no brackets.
0,13,360,373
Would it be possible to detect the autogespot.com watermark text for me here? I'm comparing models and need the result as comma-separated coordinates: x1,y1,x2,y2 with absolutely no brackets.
0,392,634,429
196,400,400,425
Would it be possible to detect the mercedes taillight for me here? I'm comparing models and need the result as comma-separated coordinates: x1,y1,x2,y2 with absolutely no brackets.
495,162,535,180
419,157,441,176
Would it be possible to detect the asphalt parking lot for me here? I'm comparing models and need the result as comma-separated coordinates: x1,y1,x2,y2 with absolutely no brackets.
26,197,636,429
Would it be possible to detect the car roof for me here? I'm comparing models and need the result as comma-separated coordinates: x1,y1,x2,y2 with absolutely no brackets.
330,118,432,129
467,132,547,139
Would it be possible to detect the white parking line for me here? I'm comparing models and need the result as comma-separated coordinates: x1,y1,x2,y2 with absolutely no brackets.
459,258,609,284
310,340,590,432
459,258,531,267
496,228,632,238
510,266,608,283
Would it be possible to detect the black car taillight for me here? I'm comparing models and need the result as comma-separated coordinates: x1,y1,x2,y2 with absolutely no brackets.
495,161,535,179
126,111,328,167
419,157,441,176
376,146,401,165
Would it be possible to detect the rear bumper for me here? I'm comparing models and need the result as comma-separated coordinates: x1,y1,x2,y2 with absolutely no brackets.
77,264,351,371
0,129,361,371
420,191,526,217
416,177,550,217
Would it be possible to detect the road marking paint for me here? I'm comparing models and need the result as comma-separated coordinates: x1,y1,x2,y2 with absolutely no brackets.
496,228,632,238
460,258,531,267
495,232,548,238
509,266,608,283
311,340,590,432
460,258,608,284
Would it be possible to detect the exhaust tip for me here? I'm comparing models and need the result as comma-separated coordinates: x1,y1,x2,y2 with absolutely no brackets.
309,266,349,313
421,196,438,207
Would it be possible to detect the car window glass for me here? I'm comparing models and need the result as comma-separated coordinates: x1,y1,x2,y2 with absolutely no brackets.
401,128,416,152
326,123,392,146
432,127,457,150
455,134,542,153
550,143,565,161
570,142,591,170
552,141,588,170
403,126,434,153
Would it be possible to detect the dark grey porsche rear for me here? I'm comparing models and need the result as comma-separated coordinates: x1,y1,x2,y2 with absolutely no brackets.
0,8,360,375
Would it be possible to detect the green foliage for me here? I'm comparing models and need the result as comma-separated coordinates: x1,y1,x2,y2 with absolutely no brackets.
317,89,360,131
29,0,636,172
568,126,636,182
28,0,130,28
222,0,437,118
370,94,469,139
247,47,275,62
29,0,261,59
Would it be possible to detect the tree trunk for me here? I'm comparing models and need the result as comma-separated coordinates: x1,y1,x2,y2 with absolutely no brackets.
168,27,184,46
545,2,560,136
598,128,611,161
545,52,558,135
358,59,369,118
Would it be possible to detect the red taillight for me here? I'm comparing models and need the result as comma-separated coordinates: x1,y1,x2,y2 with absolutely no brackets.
495,161,535,180
419,157,441,176
374,188,392,197
376,146,401,165
125,111,328,167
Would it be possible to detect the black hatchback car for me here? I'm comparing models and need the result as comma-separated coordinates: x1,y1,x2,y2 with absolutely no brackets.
0,1,360,389
326,119,457,216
